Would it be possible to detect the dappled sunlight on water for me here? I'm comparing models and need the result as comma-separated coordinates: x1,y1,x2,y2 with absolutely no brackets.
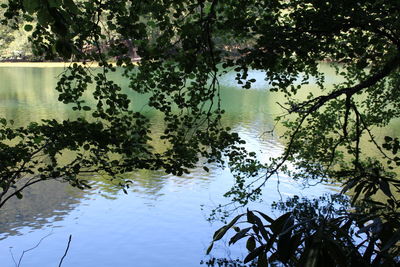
0,66,345,267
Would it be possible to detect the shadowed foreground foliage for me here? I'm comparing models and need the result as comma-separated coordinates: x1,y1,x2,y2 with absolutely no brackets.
0,0,399,266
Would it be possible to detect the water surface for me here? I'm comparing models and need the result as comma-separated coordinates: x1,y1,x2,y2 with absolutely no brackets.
0,65,341,266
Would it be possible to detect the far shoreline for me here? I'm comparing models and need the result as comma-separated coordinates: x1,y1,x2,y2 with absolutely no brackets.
0,59,141,67
0,61,99,68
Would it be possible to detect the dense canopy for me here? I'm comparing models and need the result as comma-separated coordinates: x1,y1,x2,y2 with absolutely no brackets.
0,0,399,265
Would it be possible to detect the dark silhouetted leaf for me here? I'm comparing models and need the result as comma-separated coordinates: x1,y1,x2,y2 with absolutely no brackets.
254,210,274,223
206,242,213,255
257,251,268,267
229,227,251,245
270,212,292,235
379,180,392,198
244,245,265,264
246,236,256,251
213,214,243,241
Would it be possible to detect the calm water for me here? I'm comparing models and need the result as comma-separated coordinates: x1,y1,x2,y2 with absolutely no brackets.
0,65,340,266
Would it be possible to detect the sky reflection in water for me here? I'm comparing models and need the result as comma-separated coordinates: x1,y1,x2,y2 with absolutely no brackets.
0,65,337,267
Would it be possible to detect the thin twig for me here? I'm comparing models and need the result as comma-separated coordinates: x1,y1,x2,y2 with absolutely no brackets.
353,104,392,160
244,53,400,201
9,247,17,267
58,235,72,267
17,231,53,267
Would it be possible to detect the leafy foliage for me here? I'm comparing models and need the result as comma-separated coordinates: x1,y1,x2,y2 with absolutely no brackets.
0,0,254,207
0,0,399,264
208,196,400,266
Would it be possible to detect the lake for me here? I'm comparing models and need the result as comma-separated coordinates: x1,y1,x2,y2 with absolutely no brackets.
0,64,342,266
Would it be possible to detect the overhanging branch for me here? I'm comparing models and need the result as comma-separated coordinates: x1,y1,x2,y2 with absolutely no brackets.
293,54,400,114
251,53,400,199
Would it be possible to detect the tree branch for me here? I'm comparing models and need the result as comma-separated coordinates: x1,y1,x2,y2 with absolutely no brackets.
294,54,400,115
246,54,400,201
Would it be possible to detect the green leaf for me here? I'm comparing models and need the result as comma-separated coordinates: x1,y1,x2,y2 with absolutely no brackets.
37,8,53,26
49,0,63,8
384,136,393,142
206,242,213,255
379,180,392,198
147,21,157,27
63,0,81,14
33,136,44,144
15,191,23,199
55,39,73,59
23,0,40,14
24,24,33,32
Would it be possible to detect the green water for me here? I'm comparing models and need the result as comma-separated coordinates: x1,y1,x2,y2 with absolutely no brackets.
0,64,376,266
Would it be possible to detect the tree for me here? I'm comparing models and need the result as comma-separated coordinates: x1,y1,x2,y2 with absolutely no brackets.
0,0,399,265
0,0,245,208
